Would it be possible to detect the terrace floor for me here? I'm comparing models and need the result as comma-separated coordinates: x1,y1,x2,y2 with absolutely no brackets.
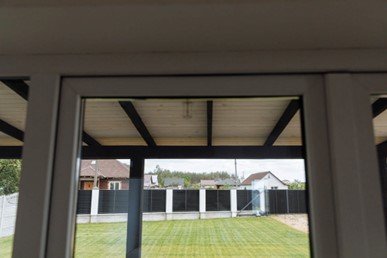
0,217,310,257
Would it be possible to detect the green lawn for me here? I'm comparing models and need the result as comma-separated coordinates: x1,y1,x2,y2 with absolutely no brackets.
0,217,310,258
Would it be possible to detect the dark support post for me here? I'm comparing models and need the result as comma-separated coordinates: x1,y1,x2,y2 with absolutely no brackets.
126,157,144,258
377,141,387,232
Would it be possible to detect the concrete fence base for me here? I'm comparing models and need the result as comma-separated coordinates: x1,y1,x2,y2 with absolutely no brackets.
76,210,254,224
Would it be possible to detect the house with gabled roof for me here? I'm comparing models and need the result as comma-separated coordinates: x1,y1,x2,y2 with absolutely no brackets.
201,179,238,189
79,160,130,190
240,171,288,190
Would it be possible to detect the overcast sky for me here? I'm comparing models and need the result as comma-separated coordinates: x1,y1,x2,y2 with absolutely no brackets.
120,159,306,182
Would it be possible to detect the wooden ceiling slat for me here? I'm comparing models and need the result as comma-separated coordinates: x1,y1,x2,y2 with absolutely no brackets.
207,100,213,146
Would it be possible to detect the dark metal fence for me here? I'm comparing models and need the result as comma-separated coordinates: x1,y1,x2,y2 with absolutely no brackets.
77,190,92,214
98,190,129,213
267,190,307,214
237,190,252,210
206,190,230,211
77,189,307,215
173,190,199,212
143,189,166,212
98,189,167,214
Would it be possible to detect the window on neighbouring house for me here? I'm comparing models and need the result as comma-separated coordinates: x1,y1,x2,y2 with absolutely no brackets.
109,181,121,190
271,187,278,190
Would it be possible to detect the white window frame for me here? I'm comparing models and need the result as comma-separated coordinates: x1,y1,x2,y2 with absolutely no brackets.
109,181,121,190
41,75,338,258
13,72,387,258
323,73,387,257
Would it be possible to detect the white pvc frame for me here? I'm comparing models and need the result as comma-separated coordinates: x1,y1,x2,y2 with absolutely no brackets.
42,75,338,258
323,74,387,258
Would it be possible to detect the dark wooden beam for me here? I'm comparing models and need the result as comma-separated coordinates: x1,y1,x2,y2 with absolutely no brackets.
82,145,303,159
0,145,303,160
264,100,300,146
82,132,102,147
0,80,29,100
0,146,23,159
372,98,387,118
0,119,24,142
207,101,213,146
119,101,156,146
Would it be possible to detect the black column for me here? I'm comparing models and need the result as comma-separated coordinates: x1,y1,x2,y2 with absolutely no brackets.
377,142,387,233
126,157,144,258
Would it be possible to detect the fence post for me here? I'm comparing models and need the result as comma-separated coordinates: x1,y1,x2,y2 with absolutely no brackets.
199,188,206,219
166,189,173,220
286,190,290,214
260,190,266,213
90,189,99,216
230,189,237,217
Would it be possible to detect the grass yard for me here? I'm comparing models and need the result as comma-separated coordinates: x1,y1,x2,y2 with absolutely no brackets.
0,217,310,258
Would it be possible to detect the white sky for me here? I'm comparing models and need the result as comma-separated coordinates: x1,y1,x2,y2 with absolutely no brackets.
120,159,306,182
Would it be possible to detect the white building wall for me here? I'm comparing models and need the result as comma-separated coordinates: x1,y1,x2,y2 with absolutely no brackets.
239,173,288,190
0,193,18,237
261,174,288,190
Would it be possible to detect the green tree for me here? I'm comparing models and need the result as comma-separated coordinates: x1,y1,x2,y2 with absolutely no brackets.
0,159,21,195
149,165,234,188
288,180,306,190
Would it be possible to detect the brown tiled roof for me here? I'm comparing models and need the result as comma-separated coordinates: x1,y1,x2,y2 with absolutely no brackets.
80,160,130,179
200,180,216,186
241,172,271,185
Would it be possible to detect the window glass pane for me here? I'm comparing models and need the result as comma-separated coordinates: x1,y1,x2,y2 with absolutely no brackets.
72,97,311,257
75,159,130,257
0,80,29,258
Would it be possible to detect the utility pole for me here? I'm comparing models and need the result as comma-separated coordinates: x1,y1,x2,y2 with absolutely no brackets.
91,160,99,189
